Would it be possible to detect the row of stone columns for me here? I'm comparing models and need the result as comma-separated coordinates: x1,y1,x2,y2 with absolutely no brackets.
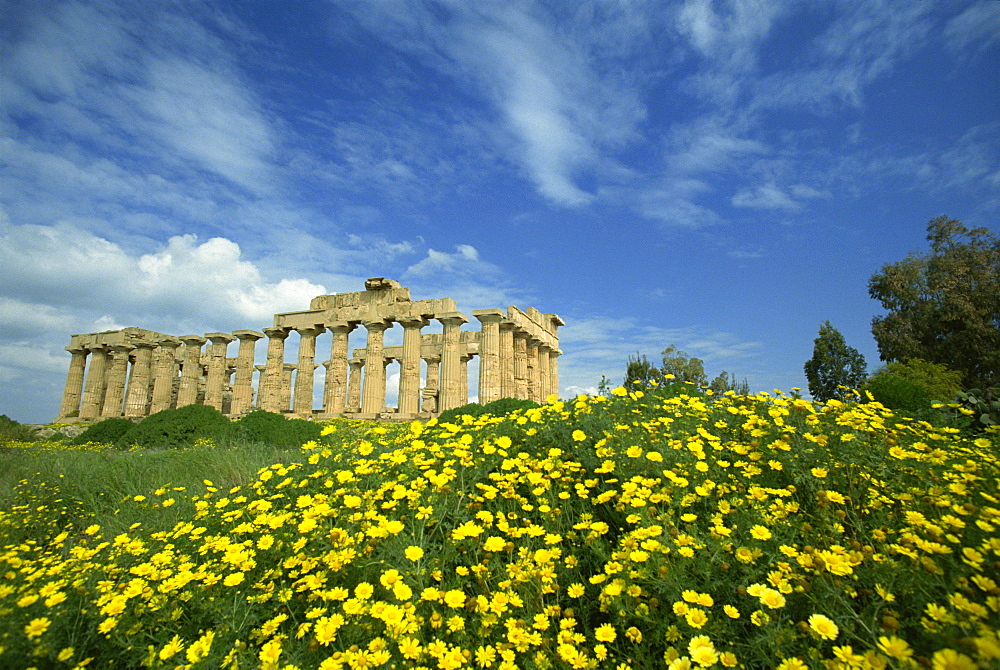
59,315,561,420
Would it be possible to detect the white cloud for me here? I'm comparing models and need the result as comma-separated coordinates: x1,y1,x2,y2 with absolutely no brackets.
944,2,1000,54
732,184,800,211
129,58,276,194
0,222,326,330
404,245,498,279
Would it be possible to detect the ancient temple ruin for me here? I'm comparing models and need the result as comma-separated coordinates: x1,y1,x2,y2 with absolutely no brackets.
55,278,563,422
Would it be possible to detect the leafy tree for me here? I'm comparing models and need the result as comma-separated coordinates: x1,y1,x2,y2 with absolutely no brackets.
867,359,964,403
868,216,1000,388
624,353,664,389
660,345,708,386
709,371,750,396
804,321,867,401
623,346,747,395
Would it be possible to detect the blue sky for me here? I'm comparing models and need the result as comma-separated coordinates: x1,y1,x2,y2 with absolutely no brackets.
1,0,998,424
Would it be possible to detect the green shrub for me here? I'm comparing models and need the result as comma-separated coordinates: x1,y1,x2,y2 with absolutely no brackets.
864,374,932,413
437,397,540,424
0,415,37,445
71,418,137,447
225,410,322,448
951,387,1000,433
116,404,230,450
869,358,964,402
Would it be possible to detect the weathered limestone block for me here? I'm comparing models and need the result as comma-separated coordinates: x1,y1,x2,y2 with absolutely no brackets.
473,309,504,404
176,336,207,408
323,322,355,414
347,359,363,412
397,317,428,415
361,320,391,414
513,332,528,400
59,346,88,418
259,328,289,413
79,345,109,419
150,338,181,413
293,325,324,417
204,333,236,411
123,341,155,417
438,312,468,411
231,330,263,415
101,345,132,417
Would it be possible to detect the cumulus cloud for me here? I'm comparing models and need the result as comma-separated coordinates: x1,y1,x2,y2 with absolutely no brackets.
0,222,326,330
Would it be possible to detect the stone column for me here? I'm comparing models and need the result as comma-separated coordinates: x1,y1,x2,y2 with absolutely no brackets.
59,346,89,418
123,341,155,417
421,354,440,413
293,326,324,417
474,309,504,404
176,336,207,408
513,332,529,400
282,364,296,412
548,348,561,399
438,313,468,411
526,338,541,402
397,317,428,414
499,321,516,399
361,320,391,414
150,338,181,414
101,345,132,417
79,345,109,419
347,359,363,411
259,328,289,412
203,333,235,411
323,323,355,415
460,353,473,405
537,344,551,402
231,330,263,415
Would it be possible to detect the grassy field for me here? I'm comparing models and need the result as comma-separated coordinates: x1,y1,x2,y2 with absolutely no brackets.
1,388,998,669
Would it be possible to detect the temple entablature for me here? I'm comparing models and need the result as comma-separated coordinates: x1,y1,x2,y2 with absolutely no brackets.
54,279,563,423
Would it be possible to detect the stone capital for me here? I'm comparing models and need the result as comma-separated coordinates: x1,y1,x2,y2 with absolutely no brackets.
473,308,505,324
422,354,442,363
179,335,207,346
206,332,236,344
158,336,182,347
362,317,392,328
65,345,87,355
131,340,156,350
295,325,326,337
233,329,265,341
109,344,132,354
437,311,468,326
397,316,430,328
326,321,356,334
263,327,290,339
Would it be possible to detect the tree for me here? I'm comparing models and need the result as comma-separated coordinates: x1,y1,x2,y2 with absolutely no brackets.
624,353,664,389
804,321,867,401
623,346,748,395
660,345,708,386
868,216,1000,389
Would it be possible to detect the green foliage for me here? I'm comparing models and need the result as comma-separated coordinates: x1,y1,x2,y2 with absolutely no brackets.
625,345,747,397
660,344,708,386
868,358,964,403
953,387,1000,432
0,414,37,445
225,410,322,448
71,418,137,447
864,374,932,413
624,352,664,389
116,404,231,450
436,397,540,424
869,216,1000,388
803,321,867,401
